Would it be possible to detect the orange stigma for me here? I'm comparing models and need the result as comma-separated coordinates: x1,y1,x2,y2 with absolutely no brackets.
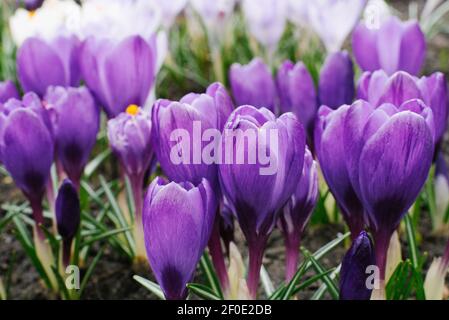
126,104,140,116
28,10,36,18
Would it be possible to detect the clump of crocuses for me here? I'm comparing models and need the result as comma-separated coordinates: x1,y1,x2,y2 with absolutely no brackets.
219,105,305,298
143,177,216,300
108,105,153,261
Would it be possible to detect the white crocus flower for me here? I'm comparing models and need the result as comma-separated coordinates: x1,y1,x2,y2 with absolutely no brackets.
226,242,250,300
307,0,367,53
242,0,288,50
287,0,310,28
151,0,188,29
9,0,82,46
79,0,162,42
424,257,448,300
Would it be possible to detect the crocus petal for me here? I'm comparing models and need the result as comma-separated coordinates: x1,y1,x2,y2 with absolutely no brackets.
377,71,422,107
17,37,66,97
0,80,20,103
229,58,277,111
143,177,216,300
359,112,433,232
398,21,426,75
352,23,380,71
319,51,355,109
1,108,53,199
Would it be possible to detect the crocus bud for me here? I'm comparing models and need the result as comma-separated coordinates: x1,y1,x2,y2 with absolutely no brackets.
357,70,447,146
278,147,318,281
435,152,449,231
242,0,287,50
108,105,153,181
143,177,217,300
307,0,367,53
0,93,53,235
80,35,157,117
353,16,426,75
108,105,153,260
314,104,365,238
319,51,355,109
0,80,20,103
219,105,305,298
17,36,81,97
342,100,434,295
55,179,80,267
45,86,100,188
229,58,277,111
18,0,45,11
151,82,233,190
340,231,375,300
276,60,317,140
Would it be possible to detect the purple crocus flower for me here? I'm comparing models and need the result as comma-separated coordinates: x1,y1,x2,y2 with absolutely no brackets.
342,100,434,297
357,70,448,146
276,60,318,140
0,80,20,103
352,16,426,75
143,177,216,300
314,104,365,238
45,86,100,189
17,36,81,97
151,82,233,190
340,231,375,300
80,35,157,118
108,105,153,260
55,179,80,267
219,105,305,298
229,58,277,112
278,147,318,281
319,51,355,109
0,93,53,239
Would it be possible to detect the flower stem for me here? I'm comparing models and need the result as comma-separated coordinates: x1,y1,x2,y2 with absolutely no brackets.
284,234,300,282
130,174,146,262
208,215,230,294
372,230,392,300
247,237,268,299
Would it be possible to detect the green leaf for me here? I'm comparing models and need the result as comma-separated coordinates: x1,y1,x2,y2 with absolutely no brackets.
79,248,104,298
12,216,52,289
292,268,335,295
187,283,221,300
133,275,165,300
199,253,223,299
81,227,131,247
310,265,341,300
303,249,339,299
279,232,349,300
99,175,135,255
51,266,70,300
404,214,420,270
84,149,111,178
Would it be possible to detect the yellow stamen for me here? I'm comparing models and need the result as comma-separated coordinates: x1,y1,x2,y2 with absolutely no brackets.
126,104,140,116
28,10,36,18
